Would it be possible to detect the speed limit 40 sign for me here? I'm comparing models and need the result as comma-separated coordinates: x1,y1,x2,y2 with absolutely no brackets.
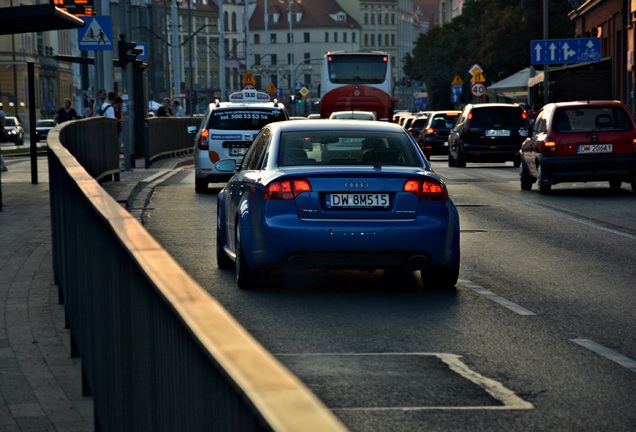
470,82,485,97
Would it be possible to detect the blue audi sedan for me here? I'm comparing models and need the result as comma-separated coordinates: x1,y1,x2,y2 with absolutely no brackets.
216,120,460,289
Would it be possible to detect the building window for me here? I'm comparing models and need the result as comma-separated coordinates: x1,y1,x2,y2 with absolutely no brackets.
343,32,347,43
255,54,261,65
271,54,277,65
254,34,260,45
304,32,310,43
271,34,277,44
352,32,356,44
364,13,368,25
364,34,368,47
231,12,237,32
325,32,329,42
334,32,338,43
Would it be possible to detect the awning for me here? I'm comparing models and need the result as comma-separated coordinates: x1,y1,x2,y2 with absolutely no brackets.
0,4,85,36
527,58,611,88
487,67,534,99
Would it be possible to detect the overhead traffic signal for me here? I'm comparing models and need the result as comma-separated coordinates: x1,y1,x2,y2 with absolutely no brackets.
296,92,303,104
118,34,142,68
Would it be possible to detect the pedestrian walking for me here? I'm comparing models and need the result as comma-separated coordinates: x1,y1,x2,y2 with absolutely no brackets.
54,98,78,124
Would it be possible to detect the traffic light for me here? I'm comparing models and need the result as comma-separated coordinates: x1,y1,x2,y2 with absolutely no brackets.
118,34,142,69
296,92,303,104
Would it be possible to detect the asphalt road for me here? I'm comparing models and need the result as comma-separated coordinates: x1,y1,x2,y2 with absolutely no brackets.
141,158,636,431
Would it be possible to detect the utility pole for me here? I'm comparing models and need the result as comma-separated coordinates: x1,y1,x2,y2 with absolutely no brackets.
543,0,549,106
120,1,134,171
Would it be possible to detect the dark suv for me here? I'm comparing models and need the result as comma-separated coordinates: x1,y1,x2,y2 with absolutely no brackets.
448,103,530,167
520,100,636,194
418,110,460,159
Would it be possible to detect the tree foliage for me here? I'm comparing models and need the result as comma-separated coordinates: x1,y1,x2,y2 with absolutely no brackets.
404,0,575,109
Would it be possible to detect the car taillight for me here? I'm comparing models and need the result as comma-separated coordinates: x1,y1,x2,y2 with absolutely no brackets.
541,138,557,156
465,112,472,131
426,127,435,134
264,179,312,200
633,137,636,151
197,129,209,150
403,179,447,201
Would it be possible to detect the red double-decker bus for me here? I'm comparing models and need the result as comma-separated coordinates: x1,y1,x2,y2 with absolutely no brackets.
319,51,394,121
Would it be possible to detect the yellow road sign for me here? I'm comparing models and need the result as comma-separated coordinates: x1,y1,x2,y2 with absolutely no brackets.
266,82,278,94
471,71,486,82
451,75,464,86
242,69,256,86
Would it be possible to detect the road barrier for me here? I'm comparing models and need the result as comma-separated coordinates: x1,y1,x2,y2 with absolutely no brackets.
47,121,346,431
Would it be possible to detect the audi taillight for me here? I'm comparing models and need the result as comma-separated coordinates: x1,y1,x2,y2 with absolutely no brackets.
403,179,447,200
264,179,312,200
197,129,209,150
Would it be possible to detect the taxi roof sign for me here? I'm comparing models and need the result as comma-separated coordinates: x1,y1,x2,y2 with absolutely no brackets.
228,89,271,102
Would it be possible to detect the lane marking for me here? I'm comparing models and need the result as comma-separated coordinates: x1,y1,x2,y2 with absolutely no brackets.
278,352,533,411
459,279,537,316
571,339,636,373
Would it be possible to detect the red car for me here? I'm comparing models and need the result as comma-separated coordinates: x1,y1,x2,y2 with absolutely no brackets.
520,100,636,194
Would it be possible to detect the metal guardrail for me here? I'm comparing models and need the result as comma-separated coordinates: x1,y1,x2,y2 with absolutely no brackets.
47,122,347,431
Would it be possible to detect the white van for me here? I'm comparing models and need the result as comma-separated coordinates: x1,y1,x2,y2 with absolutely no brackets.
193,90,289,192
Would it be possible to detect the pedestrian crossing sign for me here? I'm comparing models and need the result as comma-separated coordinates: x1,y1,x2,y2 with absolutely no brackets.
78,16,113,51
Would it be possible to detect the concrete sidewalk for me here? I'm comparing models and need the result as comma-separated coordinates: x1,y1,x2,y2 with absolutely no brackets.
0,152,192,431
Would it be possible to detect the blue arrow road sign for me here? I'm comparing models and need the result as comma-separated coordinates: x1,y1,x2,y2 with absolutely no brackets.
531,38,601,65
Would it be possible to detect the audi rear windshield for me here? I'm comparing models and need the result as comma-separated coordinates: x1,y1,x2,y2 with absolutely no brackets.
207,108,286,130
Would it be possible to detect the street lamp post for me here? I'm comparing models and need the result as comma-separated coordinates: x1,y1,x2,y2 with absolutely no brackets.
287,0,293,96
171,0,181,99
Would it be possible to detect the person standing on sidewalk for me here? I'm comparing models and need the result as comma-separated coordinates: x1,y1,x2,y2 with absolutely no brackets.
101,92,117,118
114,96,124,154
94,89,107,116
172,99,185,117
82,98,95,118
54,98,78,124
157,98,173,117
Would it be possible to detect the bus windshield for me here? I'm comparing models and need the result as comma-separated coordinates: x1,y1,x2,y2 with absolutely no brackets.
328,55,389,84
